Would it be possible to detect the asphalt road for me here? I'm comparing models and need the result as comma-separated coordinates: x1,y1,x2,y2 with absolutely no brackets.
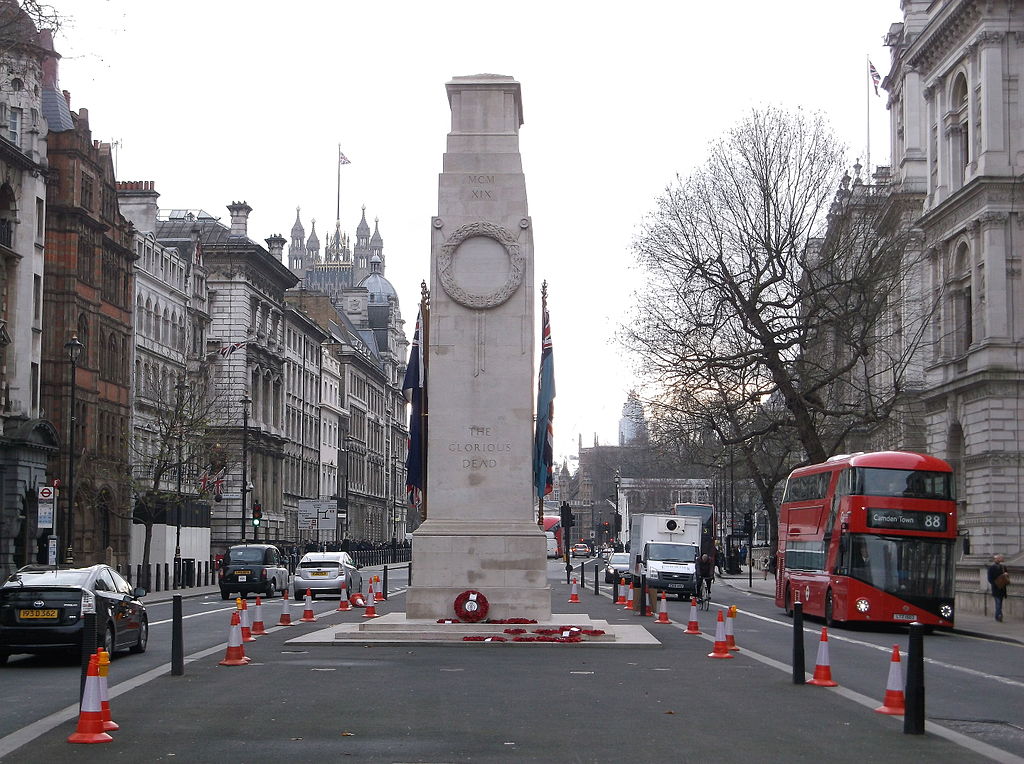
1,560,1021,763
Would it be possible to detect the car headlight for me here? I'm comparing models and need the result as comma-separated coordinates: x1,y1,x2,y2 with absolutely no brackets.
939,603,953,619
855,598,870,613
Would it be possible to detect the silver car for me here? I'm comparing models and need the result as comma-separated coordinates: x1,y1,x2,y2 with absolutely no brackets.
292,552,363,600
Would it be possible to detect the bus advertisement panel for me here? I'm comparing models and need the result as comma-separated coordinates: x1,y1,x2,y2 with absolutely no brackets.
775,451,956,628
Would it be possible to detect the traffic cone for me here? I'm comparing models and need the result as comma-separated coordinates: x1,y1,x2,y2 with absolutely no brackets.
725,605,740,651
374,575,385,602
874,645,906,715
350,591,366,608
707,609,734,659
684,597,701,635
251,596,267,636
300,589,317,623
807,627,838,686
277,588,293,626
336,578,351,611
219,610,250,666
653,590,672,624
95,649,118,732
614,578,627,605
237,598,256,642
624,580,635,610
363,580,379,618
568,577,581,603
67,654,113,743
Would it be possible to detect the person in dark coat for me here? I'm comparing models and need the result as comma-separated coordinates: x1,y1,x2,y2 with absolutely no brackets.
987,554,1009,622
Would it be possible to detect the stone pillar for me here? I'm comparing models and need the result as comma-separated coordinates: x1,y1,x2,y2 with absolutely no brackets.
406,75,550,621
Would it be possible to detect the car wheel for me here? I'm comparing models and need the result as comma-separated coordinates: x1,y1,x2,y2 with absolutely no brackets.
824,589,835,628
104,624,115,657
266,580,277,599
220,589,231,601
130,617,149,654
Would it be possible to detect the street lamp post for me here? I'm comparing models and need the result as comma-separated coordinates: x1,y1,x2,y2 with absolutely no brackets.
174,376,188,587
64,335,84,565
241,394,251,543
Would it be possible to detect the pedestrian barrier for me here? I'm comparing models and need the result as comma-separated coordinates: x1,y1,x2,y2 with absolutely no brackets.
300,589,317,623
725,605,740,651
219,611,250,666
237,598,256,642
95,649,118,732
684,597,701,635
874,645,905,715
708,609,734,659
615,578,627,605
337,578,351,611
806,627,838,686
67,654,113,744
569,577,580,603
653,590,672,624
277,588,293,626
251,596,267,636
363,580,380,618
373,575,385,602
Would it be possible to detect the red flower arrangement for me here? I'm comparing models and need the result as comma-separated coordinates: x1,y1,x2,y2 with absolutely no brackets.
462,635,506,642
503,628,528,635
453,590,489,623
486,618,538,624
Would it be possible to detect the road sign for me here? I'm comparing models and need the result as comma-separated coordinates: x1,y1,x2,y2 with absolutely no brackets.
37,485,55,529
298,499,337,531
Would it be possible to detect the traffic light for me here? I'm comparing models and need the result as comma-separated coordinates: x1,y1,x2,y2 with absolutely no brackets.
742,512,753,537
560,501,574,529
252,503,263,527
614,513,622,532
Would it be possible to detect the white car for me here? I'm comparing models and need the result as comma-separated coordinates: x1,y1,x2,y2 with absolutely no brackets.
292,552,363,599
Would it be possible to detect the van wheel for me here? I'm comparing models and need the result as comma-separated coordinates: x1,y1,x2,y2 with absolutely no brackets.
825,590,835,628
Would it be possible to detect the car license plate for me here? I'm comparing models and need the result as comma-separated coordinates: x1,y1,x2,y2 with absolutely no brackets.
235,570,252,575
892,613,917,621
311,571,328,577
237,575,247,582
20,609,58,619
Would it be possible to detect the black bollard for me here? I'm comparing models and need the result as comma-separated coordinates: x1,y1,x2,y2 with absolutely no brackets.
612,577,619,603
383,565,389,600
564,561,572,585
792,601,805,684
171,595,184,676
79,609,97,705
593,562,599,595
904,623,925,734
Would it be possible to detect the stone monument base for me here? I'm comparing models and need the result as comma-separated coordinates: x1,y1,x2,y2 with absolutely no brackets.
405,519,552,622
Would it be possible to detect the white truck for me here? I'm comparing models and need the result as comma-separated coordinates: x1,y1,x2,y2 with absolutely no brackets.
629,513,702,600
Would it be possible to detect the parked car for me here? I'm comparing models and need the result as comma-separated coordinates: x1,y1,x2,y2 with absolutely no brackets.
571,543,592,558
292,552,362,600
604,552,631,583
219,544,289,600
0,564,148,665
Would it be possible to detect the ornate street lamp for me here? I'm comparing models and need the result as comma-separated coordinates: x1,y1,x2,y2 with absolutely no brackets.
174,375,189,586
240,394,251,542
64,335,84,564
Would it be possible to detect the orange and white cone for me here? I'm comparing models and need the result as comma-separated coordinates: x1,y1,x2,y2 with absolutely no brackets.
237,598,256,642
707,609,734,659
725,605,740,651
337,578,351,611
219,611,250,666
277,588,293,626
807,627,838,686
874,645,905,715
654,590,672,624
684,597,701,635
251,596,267,636
614,578,627,606
67,654,113,743
300,589,317,623
95,649,118,732
624,581,635,610
363,580,380,618
374,575,385,602
568,577,581,603
350,591,366,608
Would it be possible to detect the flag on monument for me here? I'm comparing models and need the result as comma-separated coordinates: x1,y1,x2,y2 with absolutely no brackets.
403,310,425,508
869,60,881,96
533,299,555,498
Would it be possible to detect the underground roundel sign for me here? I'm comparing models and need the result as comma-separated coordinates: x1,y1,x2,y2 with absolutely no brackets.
453,590,489,623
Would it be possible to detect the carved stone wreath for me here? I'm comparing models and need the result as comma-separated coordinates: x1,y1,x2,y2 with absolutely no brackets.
438,221,524,309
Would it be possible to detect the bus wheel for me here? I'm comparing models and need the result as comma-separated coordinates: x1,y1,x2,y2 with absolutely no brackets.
824,589,835,628
784,589,793,618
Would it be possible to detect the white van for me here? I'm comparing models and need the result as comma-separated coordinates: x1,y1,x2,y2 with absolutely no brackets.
545,531,558,558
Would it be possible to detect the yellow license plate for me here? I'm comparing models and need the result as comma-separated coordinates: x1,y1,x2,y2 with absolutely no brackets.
234,570,252,576
20,609,58,619
311,571,329,577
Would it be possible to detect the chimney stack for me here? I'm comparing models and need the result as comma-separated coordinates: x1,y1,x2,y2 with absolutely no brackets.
227,201,252,238
265,233,285,261
116,180,160,233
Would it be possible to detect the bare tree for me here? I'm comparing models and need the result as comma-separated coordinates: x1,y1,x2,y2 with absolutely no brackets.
626,107,927,489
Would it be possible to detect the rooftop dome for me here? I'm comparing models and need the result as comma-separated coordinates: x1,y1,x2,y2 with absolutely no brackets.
359,255,397,305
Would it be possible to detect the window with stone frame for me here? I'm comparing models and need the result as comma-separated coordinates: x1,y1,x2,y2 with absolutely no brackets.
101,248,120,305
951,73,969,188
951,242,972,356
77,231,95,283
80,172,93,211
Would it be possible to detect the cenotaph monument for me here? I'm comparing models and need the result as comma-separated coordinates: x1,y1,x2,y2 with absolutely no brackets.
405,74,551,621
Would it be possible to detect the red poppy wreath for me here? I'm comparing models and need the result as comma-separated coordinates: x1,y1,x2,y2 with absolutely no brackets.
453,590,490,623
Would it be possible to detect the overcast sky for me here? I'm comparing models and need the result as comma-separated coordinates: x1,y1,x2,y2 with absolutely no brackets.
53,0,898,467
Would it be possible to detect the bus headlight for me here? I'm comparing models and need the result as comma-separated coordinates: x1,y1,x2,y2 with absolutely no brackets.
939,603,953,620
855,598,870,613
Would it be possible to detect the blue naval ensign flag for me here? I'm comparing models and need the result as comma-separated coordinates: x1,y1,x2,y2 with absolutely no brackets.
533,286,555,502
403,309,426,512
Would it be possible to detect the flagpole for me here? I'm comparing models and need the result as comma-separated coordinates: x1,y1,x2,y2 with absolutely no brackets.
419,281,430,523
336,143,342,226
866,55,871,177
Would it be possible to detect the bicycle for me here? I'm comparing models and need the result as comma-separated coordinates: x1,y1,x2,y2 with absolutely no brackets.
697,576,713,610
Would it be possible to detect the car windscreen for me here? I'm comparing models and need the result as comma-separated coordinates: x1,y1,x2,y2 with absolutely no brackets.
9,570,91,587
609,554,630,566
645,544,698,563
299,560,340,569
227,548,266,564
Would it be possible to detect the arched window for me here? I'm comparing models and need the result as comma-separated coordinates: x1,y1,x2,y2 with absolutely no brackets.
0,183,15,248
145,298,153,338
951,242,972,355
951,73,969,186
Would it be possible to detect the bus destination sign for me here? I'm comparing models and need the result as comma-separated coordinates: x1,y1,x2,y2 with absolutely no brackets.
866,508,947,532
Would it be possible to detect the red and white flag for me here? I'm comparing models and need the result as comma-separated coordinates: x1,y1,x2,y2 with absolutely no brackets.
869,61,882,96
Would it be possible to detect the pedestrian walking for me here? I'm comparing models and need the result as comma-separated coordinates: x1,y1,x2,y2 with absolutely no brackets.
714,544,725,576
763,550,776,581
987,554,1010,622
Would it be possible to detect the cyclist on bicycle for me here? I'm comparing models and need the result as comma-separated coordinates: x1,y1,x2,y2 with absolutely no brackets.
697,553,715,602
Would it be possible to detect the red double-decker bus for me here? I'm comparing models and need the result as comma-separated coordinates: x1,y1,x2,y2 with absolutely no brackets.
775,451,956,628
